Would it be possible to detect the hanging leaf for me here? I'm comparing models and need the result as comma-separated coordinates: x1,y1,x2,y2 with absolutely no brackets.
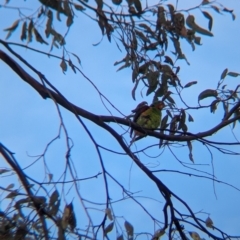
188,114,194,122
201,11,213,31
33,196,47,205
49,190,59,206
117,235,124,240
74,4,86,11
4,19,19,39
161,115,168,129
227,72,240,77
27,20,34,43
194,36,201,45
60,58,68,73
124,221,134,237
50,29,66,45
104,222,114,235
178,109,186,130
186,15,213,37
164,56,174,66
4,19,19,32
202,0,210,5
6,183,14,190
205,216,214,229
105,208,113,221
189,231,201,240
135,30,150,43
63,0,72,16
223,8,236,20
220,68,228,80
211,5,221,13
112,0,122,5
67,15,73,27
61,202,76,231
146,71,159,95
187,141,194,162
210,100,219,113
48,190,60,216
0,169,10,175
45,16,52,38
71,52,81,65
6,190,18,199
20,21,27,41
152,228,165,240
48,173,53,182
184,81,197,88
33,28,48,44
198,89,218,102
133,0,142,13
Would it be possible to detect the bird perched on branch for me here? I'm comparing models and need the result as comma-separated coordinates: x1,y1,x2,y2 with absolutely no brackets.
130,101,165,145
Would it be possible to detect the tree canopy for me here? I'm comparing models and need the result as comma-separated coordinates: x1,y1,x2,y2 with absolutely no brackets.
0,0,240,239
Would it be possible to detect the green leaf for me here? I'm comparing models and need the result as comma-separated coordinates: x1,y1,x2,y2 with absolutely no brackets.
201,11,213,31
227,72,240,77
198,89,218,102
220,68,228,80
184,81,197,88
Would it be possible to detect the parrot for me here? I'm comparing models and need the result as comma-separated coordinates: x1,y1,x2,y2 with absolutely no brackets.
130,101,165,144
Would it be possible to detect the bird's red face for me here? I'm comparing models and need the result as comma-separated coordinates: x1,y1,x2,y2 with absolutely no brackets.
155,101,165,110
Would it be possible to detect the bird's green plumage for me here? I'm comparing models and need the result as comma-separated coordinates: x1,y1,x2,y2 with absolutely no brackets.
129,101,164,145
136,105,162,131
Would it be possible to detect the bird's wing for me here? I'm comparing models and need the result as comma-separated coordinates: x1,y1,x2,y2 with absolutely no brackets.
130,104,150,137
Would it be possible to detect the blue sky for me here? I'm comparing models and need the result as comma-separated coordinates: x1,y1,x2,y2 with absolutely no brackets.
0,0,240,239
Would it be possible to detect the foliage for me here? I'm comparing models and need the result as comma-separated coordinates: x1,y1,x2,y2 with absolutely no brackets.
0,0,240,239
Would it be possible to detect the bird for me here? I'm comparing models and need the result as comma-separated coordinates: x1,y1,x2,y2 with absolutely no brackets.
130,100,165,145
